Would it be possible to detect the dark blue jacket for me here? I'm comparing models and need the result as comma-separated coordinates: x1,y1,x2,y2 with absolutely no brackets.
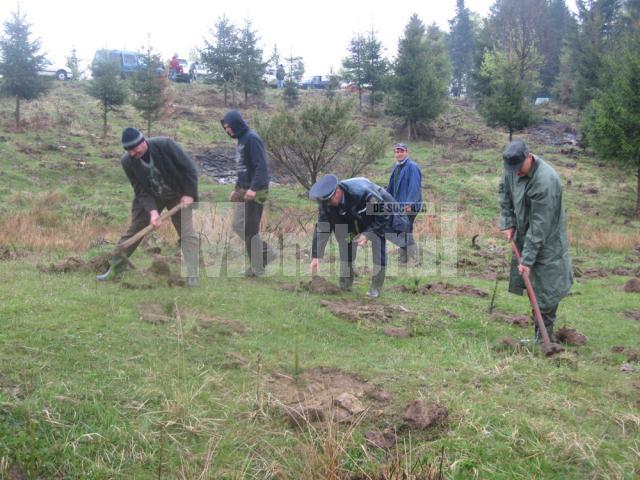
222,110,269,191
312,177,410,259
387,158,422,212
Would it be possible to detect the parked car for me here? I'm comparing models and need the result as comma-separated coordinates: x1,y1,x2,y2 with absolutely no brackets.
92,49,163,79
38,60,72,80
299,75,331,89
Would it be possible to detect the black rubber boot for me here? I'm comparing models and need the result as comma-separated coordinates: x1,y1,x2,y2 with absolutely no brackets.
366,267,386,298
96,256,126,281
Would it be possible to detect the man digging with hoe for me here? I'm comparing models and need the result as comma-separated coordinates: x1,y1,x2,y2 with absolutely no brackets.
499,140,572,355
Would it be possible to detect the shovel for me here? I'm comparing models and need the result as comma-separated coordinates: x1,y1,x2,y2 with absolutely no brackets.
108,203,185,272
510,240,564,357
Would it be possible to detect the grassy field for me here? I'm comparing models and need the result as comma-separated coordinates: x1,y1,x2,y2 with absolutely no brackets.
0,82,639,479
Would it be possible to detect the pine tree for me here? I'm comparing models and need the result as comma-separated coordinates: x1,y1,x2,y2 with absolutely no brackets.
236,20,266,105
66,46,81,81
130,42,169,135
0,10,50,128
362,30,389,115
386,16,451,140
582,28,640,217
449,0,475,96
201,16,239,106
87,59,128,138
478,50,537,140
341,34,367,111
282,54,304,108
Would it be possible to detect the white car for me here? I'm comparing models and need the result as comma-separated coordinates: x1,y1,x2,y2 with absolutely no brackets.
38,60,73,80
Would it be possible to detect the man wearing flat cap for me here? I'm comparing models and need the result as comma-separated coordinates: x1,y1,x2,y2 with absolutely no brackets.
387,143,422,265
308,175,412,298
96,127,199,285
499,139,573,341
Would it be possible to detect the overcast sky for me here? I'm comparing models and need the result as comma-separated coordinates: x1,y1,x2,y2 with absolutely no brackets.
1,0,575,76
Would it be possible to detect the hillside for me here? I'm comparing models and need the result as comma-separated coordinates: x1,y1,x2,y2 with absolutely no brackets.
0,82,639,479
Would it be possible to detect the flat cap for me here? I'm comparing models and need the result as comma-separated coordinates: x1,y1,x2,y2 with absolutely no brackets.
309,174,339,201
502,140,529,173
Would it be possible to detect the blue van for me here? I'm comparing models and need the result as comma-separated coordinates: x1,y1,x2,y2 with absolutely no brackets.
92,49,163,79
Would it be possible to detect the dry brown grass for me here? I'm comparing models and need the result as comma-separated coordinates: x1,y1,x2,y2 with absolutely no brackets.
570,223,640,253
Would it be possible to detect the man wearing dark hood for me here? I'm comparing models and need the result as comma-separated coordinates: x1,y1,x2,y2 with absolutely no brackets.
221,110,276,276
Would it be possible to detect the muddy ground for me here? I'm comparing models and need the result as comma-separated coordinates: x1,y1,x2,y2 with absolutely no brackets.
137,303,246,335
38,254,110,274
320,299,412,324
392,282,488,298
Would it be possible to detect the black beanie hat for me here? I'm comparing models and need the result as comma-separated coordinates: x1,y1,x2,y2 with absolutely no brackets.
122,127,145,150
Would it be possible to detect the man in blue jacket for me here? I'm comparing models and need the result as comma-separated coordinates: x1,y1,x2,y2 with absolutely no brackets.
387,143,422,264
221,110,277,276
308,175,411,298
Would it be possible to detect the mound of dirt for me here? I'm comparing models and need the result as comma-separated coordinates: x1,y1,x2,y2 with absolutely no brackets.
573,266,609,279
401,400,448,430
280,277,342,295
494,336,522,351
492,311,530,328
139,304,173,324
611,267,640,277
623,278,640,293
38,254,111,274
268,367,383,427
146,258,172,276
320,299,411,324
364,428,398,450
622,310,640,321
393,282,488,298
383,327,411,338
555,327,587,346
0,245,24,261
180,307,246,335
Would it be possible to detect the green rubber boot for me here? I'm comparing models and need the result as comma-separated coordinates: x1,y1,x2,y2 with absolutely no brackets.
96,256,126,281
366,267,386,299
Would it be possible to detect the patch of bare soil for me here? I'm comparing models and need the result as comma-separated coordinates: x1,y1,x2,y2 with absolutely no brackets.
622,310,640,321
555,327,588,346
623,278,640,293
143,258,187,287
383,327,411,338
363,428,398,450
393,282,488,298
573,266,609,279
320,299,411,324
139,304,173,324
493,336,523,351
0,245,25,261
180,307,247,335
525,118,579,147
611,267,640,277
221,351,250,369
7,463,27,480
492,311,530,328
280,277,342,295
401,400,448,430
268,367,384,427
37,254,111,274
580,186,599,195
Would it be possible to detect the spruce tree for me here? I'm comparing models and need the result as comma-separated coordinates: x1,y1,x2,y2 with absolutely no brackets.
583,30,640,217
237,20,266,105
282,54,304,108
341,34,367,111
0,10,50,128
87,59,128,138
449,0,475,97
386,16,450,140
201,16,239,106
362,30,389,115
66,46,81,81
130,43,169,135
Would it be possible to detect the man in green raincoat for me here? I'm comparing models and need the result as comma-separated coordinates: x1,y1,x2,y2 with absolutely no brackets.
499,140,573,341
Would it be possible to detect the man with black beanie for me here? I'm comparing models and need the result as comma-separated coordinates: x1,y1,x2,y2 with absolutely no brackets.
96,127,200,285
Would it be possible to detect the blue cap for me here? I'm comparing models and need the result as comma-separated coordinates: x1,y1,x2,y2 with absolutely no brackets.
502,140,529,173
309,174,339,201
393,143,408,151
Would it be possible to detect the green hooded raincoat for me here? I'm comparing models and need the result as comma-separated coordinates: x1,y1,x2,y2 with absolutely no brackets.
499,156,573,310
